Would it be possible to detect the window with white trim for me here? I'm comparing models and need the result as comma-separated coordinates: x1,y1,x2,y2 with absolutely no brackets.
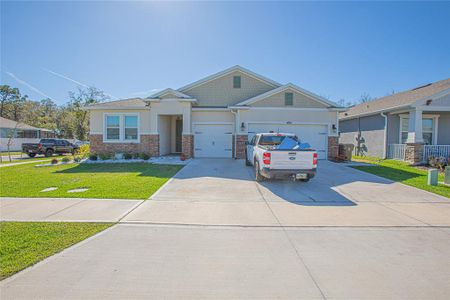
124,116,138,140
104,114,139,142
106,115,120,140
400,117,434,145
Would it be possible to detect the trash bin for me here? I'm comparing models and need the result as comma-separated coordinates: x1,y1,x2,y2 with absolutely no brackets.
338,144,355,161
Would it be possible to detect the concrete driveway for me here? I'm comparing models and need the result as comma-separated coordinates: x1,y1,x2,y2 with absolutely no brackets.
2,159,450,299
123,159,450,226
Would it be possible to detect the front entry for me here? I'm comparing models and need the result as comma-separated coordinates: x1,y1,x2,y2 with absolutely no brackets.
175,119,182,153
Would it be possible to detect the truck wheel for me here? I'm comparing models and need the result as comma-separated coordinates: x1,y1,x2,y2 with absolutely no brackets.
255,161,264,182
28,153,36,158
45,149,54,157
245,150,251,166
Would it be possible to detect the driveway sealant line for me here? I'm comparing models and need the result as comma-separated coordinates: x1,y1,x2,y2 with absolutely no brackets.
116,200,146,222
117,221,449,229
250,172,327,300
42,199,86,219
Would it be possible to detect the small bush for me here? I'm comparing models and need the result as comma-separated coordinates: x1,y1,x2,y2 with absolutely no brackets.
429,156,449,171
89,154,98,161
132,153,140,159
73,156,82,162
62,157,71,163
139,153,150,160
123,153,133,160
75,144,90,158
51,158,59,165
99,153,112,160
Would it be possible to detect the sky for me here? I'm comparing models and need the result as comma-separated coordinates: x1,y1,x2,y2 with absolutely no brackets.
1,1,449,105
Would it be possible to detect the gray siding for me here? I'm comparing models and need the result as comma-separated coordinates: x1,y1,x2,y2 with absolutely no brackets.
250,88,327,108
436,112,450,144
387,114,400,144
182,70,276,106
339,114,385,157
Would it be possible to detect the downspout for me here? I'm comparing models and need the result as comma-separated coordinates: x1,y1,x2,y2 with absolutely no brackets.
381,112,388,159
230,109,238,159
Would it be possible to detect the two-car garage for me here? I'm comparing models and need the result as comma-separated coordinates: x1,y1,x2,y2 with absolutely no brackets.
192,122,329,159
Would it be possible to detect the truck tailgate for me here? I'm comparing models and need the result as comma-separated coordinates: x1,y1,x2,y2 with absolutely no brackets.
269,150,315,169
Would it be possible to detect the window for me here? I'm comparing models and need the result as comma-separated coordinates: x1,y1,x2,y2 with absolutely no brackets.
285,92,294,106
124,116,138,140
233,76,241,88
104,114,139,142
106,115,120,140
400,117,435,145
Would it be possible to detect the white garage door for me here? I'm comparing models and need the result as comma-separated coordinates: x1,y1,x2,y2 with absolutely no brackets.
248,123,328,159
193,123,233,158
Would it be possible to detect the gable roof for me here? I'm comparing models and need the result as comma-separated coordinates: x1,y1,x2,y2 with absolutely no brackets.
341,78,450,120
177,65,281,92
85,98,148,110
235,83,340,108
1,116,43,130
149,88,192,99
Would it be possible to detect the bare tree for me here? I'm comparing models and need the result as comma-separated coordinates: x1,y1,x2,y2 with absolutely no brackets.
359,93,373,103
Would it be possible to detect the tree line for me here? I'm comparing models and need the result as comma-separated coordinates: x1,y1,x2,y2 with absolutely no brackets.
0,85,108,141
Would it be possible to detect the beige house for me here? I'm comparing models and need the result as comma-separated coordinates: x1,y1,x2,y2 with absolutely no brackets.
86,66,344,160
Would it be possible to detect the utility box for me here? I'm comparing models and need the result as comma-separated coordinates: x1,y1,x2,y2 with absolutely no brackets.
445,166,450,185
338,144,355,162
428,169,439,186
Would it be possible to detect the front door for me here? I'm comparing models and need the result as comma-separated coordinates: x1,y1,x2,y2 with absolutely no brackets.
175,119,182,153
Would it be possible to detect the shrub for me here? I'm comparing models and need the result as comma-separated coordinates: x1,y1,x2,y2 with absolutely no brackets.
139,153,150,160
123,153,133,160
75,144,90,158
89,154,98,161
132,153,140,159
51,158,59,165
99,153,112,160
62,157,70,163
73,156,82,162
429,156,449,171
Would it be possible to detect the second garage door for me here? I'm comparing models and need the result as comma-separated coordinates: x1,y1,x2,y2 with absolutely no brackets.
193,123,233,158
248,123,328,159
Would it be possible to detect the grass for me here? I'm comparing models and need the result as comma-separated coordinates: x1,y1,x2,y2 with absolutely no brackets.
351,156,449,198
0,156,60,164
0,151,22,156
0,162,182,199
0,222,112,279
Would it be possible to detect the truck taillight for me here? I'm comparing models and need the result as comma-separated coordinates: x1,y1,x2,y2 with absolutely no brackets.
38,143,42,149
313,153,318,166
263,152,271,165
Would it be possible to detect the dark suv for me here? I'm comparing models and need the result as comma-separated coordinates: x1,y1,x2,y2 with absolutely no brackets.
22,139,79,157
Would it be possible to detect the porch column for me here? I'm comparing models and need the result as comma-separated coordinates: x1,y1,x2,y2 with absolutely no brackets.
405,109,424,164
406,109,423,143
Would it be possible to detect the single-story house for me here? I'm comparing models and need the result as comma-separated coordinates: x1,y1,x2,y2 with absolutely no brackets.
339,78,450,164
86,66,345,160
0,116,56,151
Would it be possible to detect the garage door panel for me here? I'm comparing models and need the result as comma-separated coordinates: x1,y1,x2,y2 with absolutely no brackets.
193,124,233,158
248,124,328,159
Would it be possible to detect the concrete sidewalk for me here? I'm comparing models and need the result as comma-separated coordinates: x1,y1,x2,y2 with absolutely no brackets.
0,197,143,222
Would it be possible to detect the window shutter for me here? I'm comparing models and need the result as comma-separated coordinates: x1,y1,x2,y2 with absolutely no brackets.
285,92,293,106
233,76,241,88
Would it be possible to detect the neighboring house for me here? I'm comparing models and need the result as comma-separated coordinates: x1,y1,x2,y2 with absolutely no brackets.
339,78,450,164
86,66,344,160
0,117,56,151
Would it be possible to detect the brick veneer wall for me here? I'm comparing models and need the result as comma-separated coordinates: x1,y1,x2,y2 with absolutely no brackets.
327,136,339,161
182,134,194,159
234,134,248,159
90,134,159,156
405,143,424,164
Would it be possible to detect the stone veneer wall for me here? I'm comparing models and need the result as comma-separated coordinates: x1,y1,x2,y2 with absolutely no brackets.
405,143,424,164
328,136,339,161
182,134,194,159
90,134,159,156
234,134,248,159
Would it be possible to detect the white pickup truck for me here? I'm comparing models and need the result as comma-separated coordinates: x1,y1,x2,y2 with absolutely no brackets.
245,133,318,182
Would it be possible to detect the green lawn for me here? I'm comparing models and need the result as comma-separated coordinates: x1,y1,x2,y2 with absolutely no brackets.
351,156,449,198
0,162,182,199
0,151,22,156
0,156,59,164
0,222,112,279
